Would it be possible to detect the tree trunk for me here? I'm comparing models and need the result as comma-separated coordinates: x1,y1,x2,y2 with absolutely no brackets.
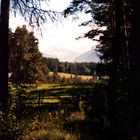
128,0,140,104
0,0,10,110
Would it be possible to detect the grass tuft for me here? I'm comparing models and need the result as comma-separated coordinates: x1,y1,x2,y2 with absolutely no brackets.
22,110,78,140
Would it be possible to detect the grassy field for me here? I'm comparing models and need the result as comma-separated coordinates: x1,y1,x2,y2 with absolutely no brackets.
18,83,96,108
20,83,99,140
7,82,108,140
49,72,94,80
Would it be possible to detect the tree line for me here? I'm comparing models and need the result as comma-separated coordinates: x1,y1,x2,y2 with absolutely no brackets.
43,57,98,76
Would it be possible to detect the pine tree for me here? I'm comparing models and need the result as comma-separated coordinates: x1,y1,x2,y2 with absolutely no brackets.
9,25,48,83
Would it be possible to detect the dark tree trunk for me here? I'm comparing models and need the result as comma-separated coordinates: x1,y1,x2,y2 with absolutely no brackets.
107,1,130,139
128,0,140,106
109,0,124,106
129,1,140,137
0,0,10,110
111,0,124,84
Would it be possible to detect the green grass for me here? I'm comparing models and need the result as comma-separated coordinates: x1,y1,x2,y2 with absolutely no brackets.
8,82,108,140
10,83,102,106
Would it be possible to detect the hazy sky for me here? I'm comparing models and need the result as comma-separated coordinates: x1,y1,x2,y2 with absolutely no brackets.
9,0,99,62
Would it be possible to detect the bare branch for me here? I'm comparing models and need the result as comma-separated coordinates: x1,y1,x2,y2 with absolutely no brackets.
11,0,63,27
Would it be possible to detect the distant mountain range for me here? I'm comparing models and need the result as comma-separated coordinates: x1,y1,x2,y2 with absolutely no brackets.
43,47,100,63
42,47,79,62
73,49,100,63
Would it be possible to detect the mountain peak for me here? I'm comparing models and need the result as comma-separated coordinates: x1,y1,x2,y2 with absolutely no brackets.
73,49,100,63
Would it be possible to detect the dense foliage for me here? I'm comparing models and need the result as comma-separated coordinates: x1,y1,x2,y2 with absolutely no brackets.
9,25,49,83
64,0,140,139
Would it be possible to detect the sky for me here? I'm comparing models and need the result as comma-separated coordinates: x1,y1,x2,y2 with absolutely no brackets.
9,0,100,62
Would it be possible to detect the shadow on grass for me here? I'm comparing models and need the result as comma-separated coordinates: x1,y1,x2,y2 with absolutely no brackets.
19,83,98,119
64,118,103,140
14,82,111,140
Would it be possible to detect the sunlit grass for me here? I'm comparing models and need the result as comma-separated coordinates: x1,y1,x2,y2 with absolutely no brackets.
42,98,60,103
49,72,93,80
20,84,61,92
35,84,59,90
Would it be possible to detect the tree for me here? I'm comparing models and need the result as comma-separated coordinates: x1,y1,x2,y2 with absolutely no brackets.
64,0,140,139
43,58,59,72
0,0,10,109
9,25,48,83
0,0,59,108
128,1,140,138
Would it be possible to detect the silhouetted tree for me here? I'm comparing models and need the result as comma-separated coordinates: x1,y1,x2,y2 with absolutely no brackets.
0,0,10,110
64,0,140,139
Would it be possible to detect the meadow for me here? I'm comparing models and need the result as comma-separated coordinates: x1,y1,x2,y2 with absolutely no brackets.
6,82,107,140
48,72,94,80
15,83,97,110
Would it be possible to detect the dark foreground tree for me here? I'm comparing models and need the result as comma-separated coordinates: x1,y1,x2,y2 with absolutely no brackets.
0,0,10,110
0,0,60,109
128,1,140,138
64,0,140,139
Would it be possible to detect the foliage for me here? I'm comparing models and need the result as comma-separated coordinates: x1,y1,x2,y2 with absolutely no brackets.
43,57,97,76
0,83,29,139
64,0,140,140
9,25,49,83
0,0,60,108
22,111,77,140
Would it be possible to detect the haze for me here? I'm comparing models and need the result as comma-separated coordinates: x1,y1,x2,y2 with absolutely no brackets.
9,0,99,62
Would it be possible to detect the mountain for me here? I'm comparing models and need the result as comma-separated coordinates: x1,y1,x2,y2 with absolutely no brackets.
42,47,79,62
74,49,100,63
